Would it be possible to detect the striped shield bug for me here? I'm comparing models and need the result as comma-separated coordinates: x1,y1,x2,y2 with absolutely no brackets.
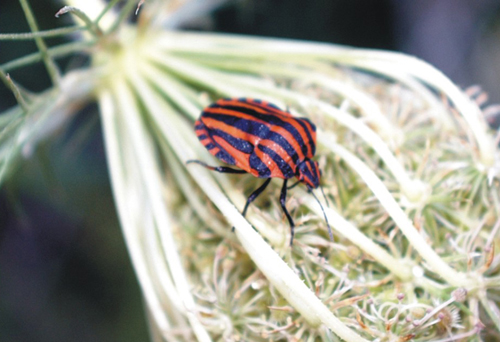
187,98,332,245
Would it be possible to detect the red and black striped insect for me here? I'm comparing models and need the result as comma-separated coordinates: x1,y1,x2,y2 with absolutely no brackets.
187,98,331,245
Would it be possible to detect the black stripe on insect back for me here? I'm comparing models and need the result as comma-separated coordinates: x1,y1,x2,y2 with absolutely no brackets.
206,105,310,157
215,149,236,165
225,103,315,154
209,128,254,154
257,145,295,178
295,118,316,156
203,112,300,165
303,162,315,185
204,142,217,150
249,153,271,178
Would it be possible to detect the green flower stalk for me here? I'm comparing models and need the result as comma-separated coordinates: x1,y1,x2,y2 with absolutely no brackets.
1,0,500,341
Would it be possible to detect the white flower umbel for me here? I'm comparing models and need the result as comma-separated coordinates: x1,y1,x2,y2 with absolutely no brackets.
94,27,500,339
2,1,499,341
125,65,370,342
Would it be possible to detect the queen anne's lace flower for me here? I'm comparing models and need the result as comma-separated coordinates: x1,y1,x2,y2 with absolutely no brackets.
1,1,499,341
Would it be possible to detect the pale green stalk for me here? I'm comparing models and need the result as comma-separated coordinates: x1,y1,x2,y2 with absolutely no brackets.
0,73,29,111
64,0,116,30
55,6,103,37
0,41,92,73
95,0,121,25
0,26,83,40
19,0,61,85
108,0,141,33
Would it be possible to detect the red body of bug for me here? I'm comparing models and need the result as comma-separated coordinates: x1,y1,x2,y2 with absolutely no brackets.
187,98,330,245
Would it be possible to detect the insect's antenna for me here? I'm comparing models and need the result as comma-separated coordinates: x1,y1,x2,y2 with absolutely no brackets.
319,184,330,208
310,189,333,241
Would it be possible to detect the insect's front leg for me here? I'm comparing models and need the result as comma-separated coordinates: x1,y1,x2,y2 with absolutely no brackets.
242,178,272,217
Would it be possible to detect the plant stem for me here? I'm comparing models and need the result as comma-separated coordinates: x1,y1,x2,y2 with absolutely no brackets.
108,0,139,33
55,6,103,37
19,0,61,85
0,25,83,40
0,72,29,111
0,41,92,73
95,0,121,25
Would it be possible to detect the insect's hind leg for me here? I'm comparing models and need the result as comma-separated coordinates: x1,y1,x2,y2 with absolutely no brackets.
186,160,247,174
279,179,296,246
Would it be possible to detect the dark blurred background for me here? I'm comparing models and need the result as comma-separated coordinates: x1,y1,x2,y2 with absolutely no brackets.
1,1,499,341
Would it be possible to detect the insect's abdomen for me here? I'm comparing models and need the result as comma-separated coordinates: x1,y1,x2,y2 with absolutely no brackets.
196,98,317,180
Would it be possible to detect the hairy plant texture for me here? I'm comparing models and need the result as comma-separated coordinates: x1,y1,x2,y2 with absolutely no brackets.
1,1,500,341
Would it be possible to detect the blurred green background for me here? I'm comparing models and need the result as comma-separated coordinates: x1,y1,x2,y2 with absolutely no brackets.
1,1,499,341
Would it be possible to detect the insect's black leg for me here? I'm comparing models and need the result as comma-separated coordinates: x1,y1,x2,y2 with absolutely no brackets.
186,160,247,174
287,180,301,190
231,178,272,233
279,179,295,246
242,178,272,217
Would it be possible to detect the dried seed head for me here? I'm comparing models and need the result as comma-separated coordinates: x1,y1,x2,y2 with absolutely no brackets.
435,306,462,335
452,288,467,303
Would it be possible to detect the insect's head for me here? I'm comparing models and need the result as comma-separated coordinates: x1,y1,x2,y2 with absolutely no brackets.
296,159,321,189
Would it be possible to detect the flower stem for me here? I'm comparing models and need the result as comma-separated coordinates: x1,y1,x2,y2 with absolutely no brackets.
55,6,103,37
0,25,83,40
108,0,139,33
0,72,29,111
19,0,61,85
95,0,120,25
0,41,92,73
